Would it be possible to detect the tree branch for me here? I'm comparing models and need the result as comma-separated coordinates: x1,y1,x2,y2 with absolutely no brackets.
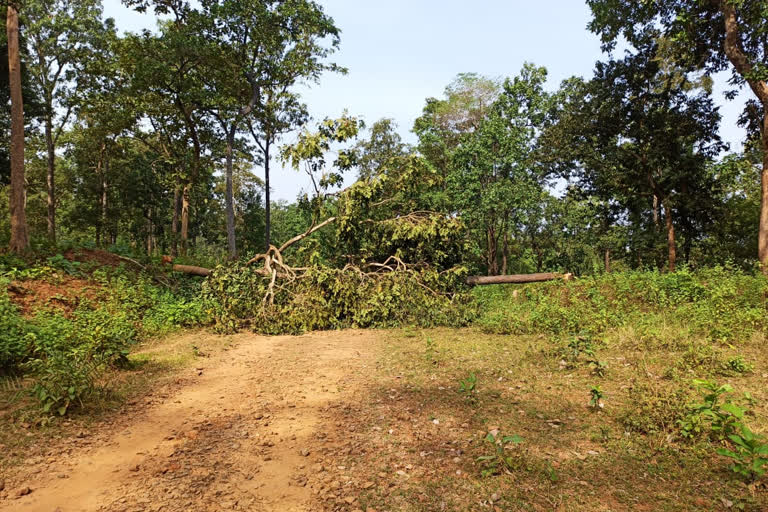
721,1,768,106
278,216,337,253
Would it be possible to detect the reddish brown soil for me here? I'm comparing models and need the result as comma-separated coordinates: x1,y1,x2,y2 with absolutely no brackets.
63,248,125,267
7,277,100,317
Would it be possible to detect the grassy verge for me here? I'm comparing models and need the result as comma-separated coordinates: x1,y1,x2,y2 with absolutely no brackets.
327,326,767,511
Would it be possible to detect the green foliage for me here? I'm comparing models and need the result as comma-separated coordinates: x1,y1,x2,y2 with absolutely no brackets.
679,380,745,441
619,382,690,435
720,356,754,376
589,385,604,409
475,268,768,347
678,380,768,481
0,279,31,372
717,424,768,482
1,262,210,414
477,431,525,477
25,349,106,416
202,263,476,335
458,373,477,394
46,254,82,275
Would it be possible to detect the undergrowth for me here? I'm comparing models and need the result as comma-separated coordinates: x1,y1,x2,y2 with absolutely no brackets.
1,256,210,415
474,267,768,344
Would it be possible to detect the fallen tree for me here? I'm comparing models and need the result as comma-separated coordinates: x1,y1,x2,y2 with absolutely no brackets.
466,273,574,286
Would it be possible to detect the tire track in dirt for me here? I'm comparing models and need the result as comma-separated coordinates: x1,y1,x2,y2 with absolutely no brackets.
1,330,376,512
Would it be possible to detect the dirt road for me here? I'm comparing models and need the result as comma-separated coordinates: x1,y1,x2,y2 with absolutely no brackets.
2,330,377,512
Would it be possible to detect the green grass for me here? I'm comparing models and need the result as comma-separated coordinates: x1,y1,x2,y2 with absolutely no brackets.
335,325,768,511
329,269,768,510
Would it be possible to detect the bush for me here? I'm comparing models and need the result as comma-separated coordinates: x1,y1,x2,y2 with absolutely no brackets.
24,348,106,416
0,279,31,372
1,262,211,414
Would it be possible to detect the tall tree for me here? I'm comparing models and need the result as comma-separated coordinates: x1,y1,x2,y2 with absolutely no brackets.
587,0,768,269
6,2,27,252
416,67,552,275
354,118,409,180
120,13,210,256
23,0,106,243
243,0,342,253
541,46,725,271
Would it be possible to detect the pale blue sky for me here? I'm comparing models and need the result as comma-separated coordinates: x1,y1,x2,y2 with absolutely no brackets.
103,0,749,201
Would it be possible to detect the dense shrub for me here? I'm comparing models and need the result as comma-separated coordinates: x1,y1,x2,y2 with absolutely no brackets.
0,278,30,372
1,263,211,413
202,263,477,334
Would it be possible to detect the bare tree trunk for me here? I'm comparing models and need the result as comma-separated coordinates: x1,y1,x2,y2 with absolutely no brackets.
501,230,509,275
760,110,768,271
146,209,154,257
95,151,103,247
652,194,660,230
102,152,109,247
535,247,543,273
171,186,180,257
467,273,573,286
180,183,190,256
7,5,28,254
665,201,676,273
264,138,271,252
604,248,611,273
720,2,768,272
225,129,237,258
486,225,498,275
45,117,56,243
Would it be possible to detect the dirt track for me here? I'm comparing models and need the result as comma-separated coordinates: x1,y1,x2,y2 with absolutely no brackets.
2,330,377,512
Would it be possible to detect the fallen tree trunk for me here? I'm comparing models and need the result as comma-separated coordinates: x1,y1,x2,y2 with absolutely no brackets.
466,273,573,286
172,264,211,277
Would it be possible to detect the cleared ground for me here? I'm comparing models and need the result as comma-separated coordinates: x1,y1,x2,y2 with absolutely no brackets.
1,327,767,511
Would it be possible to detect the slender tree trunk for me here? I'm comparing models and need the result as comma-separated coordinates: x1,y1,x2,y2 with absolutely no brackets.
171,186,180,257
225,129,237,258
180,183,190,256
101,156,108,247
604,248,611,273
535,248,543,273
44,117,56,243
501,230,509,275
101,154,109,247
95,143,107,247
7,5,28,254
665,201,676,273
486,225,498,275
264,138,271,252
176,101,200,258
652,194,660,230
95,152,103,247
146,208,154,256
760,110,768,271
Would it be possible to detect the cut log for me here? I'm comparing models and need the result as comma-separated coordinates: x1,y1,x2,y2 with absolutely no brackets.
466,273,573,286
172,264,211,277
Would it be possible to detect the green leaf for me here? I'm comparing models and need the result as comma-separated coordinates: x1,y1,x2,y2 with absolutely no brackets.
720,402,745,419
